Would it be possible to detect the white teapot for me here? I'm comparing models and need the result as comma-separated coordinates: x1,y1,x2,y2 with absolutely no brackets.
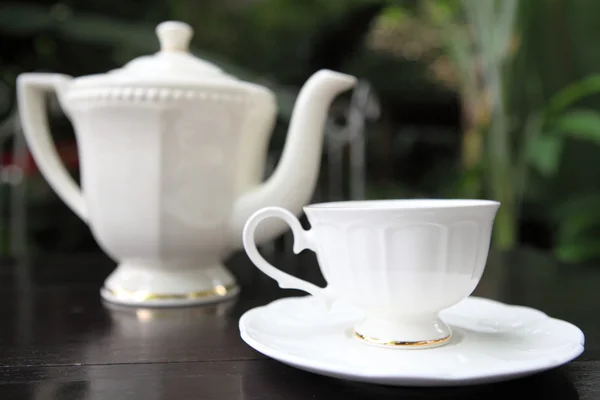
17,21,356,307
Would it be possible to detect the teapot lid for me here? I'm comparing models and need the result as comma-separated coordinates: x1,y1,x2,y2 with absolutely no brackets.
78,21,237,85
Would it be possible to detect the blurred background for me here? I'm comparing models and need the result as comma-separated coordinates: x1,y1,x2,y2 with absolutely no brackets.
2,0,600,265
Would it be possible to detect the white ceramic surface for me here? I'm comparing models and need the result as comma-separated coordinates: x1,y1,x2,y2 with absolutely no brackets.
16,21,356,307
243,200,499,346
239,295,585,387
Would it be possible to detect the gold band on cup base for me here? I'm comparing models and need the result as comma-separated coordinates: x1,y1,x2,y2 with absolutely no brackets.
354,331,452,348
102,284,239,303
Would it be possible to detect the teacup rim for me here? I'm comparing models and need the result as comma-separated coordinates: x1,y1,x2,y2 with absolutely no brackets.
305,199,500,211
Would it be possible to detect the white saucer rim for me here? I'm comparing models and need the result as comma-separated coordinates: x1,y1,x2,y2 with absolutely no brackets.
239,296,585,385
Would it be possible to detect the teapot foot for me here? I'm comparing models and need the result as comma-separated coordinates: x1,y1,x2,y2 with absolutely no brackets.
100,260,239,307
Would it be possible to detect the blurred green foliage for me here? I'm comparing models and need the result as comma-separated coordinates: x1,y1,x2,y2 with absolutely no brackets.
2,0,600,264
377,0,600,262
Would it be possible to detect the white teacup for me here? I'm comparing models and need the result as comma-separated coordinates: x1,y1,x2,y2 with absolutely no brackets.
243,199,500,349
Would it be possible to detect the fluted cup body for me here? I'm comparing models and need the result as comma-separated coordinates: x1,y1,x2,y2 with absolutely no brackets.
304,200,499,317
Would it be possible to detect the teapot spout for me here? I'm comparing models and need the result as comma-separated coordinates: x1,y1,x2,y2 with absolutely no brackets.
231,69,356,246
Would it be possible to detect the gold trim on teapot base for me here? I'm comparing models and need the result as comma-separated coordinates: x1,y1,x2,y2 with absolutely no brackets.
100,284,240,308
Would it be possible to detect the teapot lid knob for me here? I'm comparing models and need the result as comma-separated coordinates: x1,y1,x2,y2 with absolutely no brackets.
156,21,193,52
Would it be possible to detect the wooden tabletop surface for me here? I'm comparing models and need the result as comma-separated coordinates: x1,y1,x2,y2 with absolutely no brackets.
0,247,598,399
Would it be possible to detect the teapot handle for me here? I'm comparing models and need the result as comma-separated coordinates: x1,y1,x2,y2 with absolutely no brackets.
17,73,88,222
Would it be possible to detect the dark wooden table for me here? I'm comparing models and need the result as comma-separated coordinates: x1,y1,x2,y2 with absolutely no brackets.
0,247,598,399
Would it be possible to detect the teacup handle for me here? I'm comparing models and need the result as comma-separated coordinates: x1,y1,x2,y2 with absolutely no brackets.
243,207,333,306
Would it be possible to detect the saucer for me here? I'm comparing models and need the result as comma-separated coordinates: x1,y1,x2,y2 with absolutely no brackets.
239,296,584,387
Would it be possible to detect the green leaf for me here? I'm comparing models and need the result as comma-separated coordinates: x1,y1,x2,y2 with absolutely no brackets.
526,135,563,176
425,0,462,25
551,109,600,143
556,207,600,242
553,194,600,264
555,238,600,264
546,75,600,117
379,5,408,27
